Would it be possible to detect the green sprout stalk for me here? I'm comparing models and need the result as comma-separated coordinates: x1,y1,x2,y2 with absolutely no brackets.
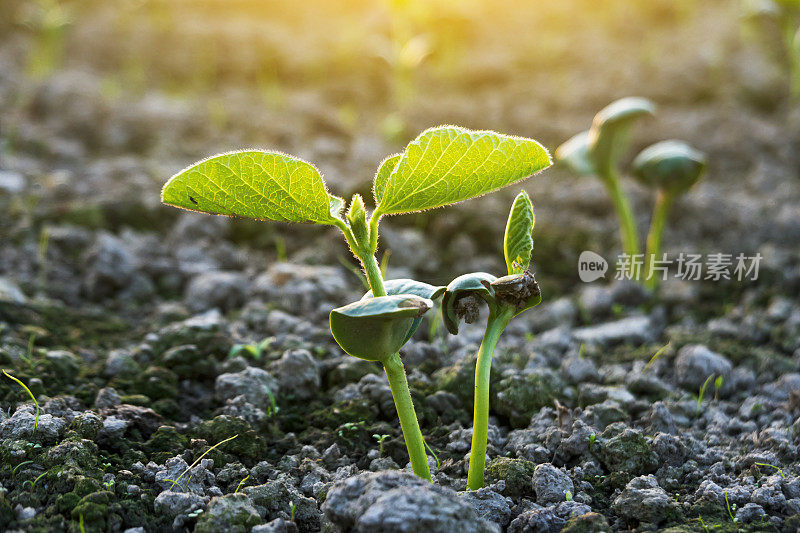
2,370,39,433
467,306,513,489
160,126,551,481
442,191,542,490
555,97,655,257
631,140,707,291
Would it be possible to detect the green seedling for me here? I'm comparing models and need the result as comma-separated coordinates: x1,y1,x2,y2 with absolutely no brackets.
753,462,786,478
289,501,296,523
161,125,551,481
742,0,800,98
164,434,237,492
714,375,724,400
373,434,391,456
234,475,250,493
643,342,671,373
588,433,596,452
725,490,738,523
631,140,707,290
696,374,715,414
441,191,543,490
2,370,39,433
424,440,440,470
556,97,655,257
228,338,273,361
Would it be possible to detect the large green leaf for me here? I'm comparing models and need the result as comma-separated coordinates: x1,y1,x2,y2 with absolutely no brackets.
161,151,344,225
373,153,401,204
503,190,535,275
330,295,432,362
375,126,551,215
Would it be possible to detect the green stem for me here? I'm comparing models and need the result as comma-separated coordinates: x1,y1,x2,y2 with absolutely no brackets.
383,352,431,481
601,171,640,257
644,189,674,292
467,308,513,490
335,218,386,297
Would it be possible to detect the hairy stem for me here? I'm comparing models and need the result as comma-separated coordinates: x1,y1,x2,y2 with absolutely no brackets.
467,308,513,490
384,352,432,481
644,189,674,291
361,252,387,297
602,171,640,257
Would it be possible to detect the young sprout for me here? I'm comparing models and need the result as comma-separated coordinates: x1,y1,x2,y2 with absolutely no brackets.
442,191,542,490
2,370,39,433
556,97,655,257
161,125,552,480
631,140,707,291
373,433,391,456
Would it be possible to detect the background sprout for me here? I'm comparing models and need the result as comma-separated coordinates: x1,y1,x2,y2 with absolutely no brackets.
555,97,656,257
161,125,551,481
631,140,707,290
442,191,542,490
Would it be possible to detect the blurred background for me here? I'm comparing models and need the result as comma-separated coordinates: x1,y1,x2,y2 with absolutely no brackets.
1,0,798,305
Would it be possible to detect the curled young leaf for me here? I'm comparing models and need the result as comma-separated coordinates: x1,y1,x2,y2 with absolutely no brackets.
504,190,535,275
631,140,707,195
330,295,433,362
587,97,655,174
161,150,344,225
375,126,551,216
441,272,497,335
362,279,446,300
490,270,542,316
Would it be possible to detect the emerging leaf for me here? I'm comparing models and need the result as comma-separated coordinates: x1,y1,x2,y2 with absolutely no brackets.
373,153,402,204
631,140,707,195
587,97,655,174
362,279,446,300
555,131,596,177
504,190,535,275
441,272,497,335
330,295,432,362
161,151,344,225
375,126,551,215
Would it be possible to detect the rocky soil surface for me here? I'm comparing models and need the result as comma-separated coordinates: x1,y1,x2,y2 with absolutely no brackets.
1,0,799,531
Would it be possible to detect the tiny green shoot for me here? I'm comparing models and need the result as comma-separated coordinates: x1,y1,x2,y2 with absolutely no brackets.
565,490,573,501
2,370,39,433
725,490,738,523
234,475,250,493
588,433,596,452
161,125,552,481
373,433,391,456
289,501,296,523
643,342,671,373
164,434,237,492
424,439,440,470
697,514,709,533
714,375,724,400
753,462,786,478
696,374,715,414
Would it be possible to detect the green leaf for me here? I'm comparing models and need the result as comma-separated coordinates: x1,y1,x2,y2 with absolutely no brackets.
161,150,344,225
631,140,707,194
373,153,402,204
330,295,432,362
362,279,446,300
587,97,655,174
555,131,596,176
504,191,535,275
375,126,551,215
441,272,497,334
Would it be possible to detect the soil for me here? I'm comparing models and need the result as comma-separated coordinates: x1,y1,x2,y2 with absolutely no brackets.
1,0,799,531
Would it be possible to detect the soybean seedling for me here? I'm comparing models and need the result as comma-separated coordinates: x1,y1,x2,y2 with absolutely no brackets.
160,125,552,481
631,140,707,290
555,97,655,257
441,191,543,490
